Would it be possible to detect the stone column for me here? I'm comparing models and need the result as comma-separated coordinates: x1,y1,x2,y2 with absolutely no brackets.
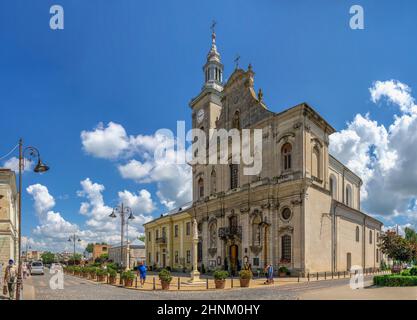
189,218,203,283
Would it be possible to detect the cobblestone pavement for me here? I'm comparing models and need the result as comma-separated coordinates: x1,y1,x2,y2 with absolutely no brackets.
23,271,379,300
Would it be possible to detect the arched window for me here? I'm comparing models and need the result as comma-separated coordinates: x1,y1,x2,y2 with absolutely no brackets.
355,226,360,242
329,175,337,199
252,215,262,246
210,170,217,195
312,146,320,178
281,235,292,262
345,185,352,207
209,222,217,248
369,230,373,244
198,178,204,200
281,143,292,171
230,164,239,189
233,110,241,130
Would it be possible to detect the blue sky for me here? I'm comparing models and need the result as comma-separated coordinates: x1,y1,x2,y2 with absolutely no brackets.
1,0,417,250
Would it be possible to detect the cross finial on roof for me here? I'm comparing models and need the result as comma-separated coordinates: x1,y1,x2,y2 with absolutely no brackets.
210,20,217,34
234,54,240,69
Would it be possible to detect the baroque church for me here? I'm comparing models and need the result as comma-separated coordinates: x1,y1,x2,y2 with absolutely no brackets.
145,28,383,275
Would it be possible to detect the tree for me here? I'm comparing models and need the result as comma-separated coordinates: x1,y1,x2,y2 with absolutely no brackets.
138,235,145,243
41,251,56,264
68,253,82,265
85,243,94,253
379,230,414,264
405,227,417,244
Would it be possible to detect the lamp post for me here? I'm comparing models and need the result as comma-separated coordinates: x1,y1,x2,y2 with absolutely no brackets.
109,203,134,283
68,234,81,265
15,138,50,300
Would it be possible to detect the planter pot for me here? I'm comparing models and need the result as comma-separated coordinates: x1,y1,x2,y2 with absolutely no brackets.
124,278,134,287
161,280,171,290
109,276,117,284
215,279,226,289
90,273,97,280
82,273,88,278
97,275,106,282
279,272,286,277
239,278,251,288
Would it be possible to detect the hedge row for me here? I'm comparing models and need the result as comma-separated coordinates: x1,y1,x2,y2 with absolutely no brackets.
373,275,417,287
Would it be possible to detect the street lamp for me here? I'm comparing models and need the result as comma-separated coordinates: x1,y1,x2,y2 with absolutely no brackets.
68,234,81,265
15,138,50,300
109,203,134,284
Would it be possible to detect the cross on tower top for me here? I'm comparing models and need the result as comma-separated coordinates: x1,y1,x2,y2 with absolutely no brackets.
210,20,217,34
234,54,241,69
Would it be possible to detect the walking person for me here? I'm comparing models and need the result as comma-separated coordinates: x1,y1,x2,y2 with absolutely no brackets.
138,261,147,288
267,264,274,284
22,263,28,279
4,259,17,300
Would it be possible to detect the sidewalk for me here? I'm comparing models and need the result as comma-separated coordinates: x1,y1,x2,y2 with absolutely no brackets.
299,280,417,300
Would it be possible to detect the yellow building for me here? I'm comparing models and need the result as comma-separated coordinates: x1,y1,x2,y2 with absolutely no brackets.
144,206,194,271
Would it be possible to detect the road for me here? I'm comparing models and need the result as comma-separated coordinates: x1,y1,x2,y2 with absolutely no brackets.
22,271,382,300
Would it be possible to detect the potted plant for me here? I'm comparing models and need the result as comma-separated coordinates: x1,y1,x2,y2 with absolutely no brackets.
213,270,229,289
81,267,89,278
122,270,135,287
239,269,252,287
158,268,172,290
89,267,97,280
108,268,117,284
278,266,289,277
96,268,107,282
74,266,81,276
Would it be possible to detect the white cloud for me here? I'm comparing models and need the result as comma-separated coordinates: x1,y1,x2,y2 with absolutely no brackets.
82,122,192,209
81,122,130,159
3,157,33,173
330,79,417,229
26,184,56,214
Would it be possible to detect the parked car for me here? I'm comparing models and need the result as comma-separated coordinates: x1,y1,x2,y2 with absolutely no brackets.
31,261,44,275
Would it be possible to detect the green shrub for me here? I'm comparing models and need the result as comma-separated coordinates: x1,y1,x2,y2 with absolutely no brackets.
239,269,253,280
158,269,172,283
89,267,98,274
278,266,289,274
374,275,417,287
409,267,417,276
121,270,135,280
401,269,411,276
108,268,117,277
96,268,106,276
213,270,229,280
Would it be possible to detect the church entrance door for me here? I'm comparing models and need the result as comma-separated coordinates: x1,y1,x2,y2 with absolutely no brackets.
229,244,238,276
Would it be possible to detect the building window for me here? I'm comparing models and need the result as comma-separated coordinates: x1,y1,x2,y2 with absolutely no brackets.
253,257,260,266
198,178,204,200
211,169,216,195
329,175,337,199
186,222,191,236
155,229,159,240
252,215,262,246
229,214,238,228
174,225,178,237
233,110,241,130
148,232,151,242
230,164,239,189
281,143,292,171
281,235,292,262
369,230,373,244
281,208,292,221
356,226,360,242
209,222,217,248
198,241,202,262
156,252,159,263
175,251,179,264
346,185,352,207
312,146,320,178
186,250,191,264
376,249,379,263
162,227,166,239
148,252,151,264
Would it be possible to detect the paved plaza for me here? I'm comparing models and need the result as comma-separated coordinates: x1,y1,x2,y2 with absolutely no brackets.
11,270,416,300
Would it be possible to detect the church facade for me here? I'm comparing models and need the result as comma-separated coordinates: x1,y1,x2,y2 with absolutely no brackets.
188,29,383,275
